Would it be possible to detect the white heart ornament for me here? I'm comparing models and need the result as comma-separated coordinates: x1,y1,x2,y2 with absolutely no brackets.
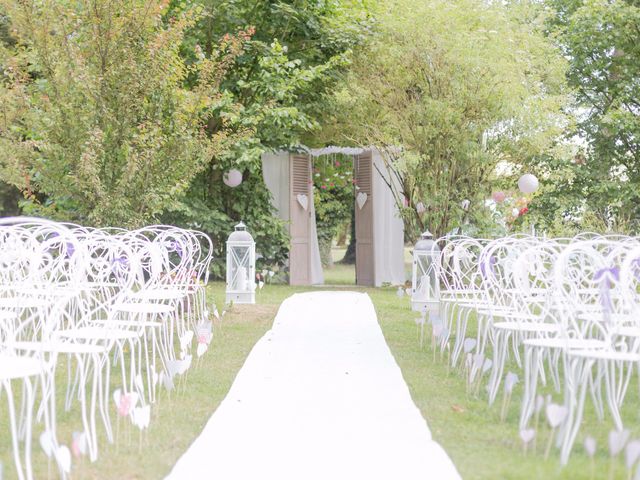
473,353,484,369
545,403,568,428
625,440,640,469
610,429,631,457
505,372,519,394
132,405,151,430
296,194,308,211
180,331,194,351
584,436,596,457
356,191,368,209
54,445,71,474
519,429,535,444
432,324,443,338
463,338,476,353
40,430,55,457
197,342,208,357
482,358,493,373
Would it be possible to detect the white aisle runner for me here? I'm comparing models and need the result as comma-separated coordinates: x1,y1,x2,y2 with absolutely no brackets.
167,292,460,480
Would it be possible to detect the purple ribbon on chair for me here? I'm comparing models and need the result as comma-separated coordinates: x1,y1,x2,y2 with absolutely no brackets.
480,255,497,280
167,241,183,259
594,265,619,316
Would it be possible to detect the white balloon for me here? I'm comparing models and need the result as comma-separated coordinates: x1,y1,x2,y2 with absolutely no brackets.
223,169,243,188
517,174,539,194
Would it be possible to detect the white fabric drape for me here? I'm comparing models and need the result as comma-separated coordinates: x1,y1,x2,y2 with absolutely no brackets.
309,186,324,285
261,151,290,222
372,149,406,286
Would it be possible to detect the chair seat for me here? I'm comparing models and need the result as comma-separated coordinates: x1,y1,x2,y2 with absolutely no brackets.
90,319,162,328
0,355,45,380
493,321,560,333
56,326,142,342
0,297,50,309
113,302,175,314
0,310,18,321
524,338,606,350
480,309,540,320
568,349,640,363
129,289,186,301
8,341,107,355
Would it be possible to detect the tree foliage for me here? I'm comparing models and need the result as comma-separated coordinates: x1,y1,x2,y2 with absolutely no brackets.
164,0,372,275
529,0,640,234
0,0,242,227
334,0,569,239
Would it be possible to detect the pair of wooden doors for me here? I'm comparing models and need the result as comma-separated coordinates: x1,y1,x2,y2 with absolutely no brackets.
288,151,374,286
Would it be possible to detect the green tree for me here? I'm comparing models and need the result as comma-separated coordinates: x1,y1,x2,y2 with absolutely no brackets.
164,0,373,275
0,0,237,227
530,0,640,233
333,0,569,239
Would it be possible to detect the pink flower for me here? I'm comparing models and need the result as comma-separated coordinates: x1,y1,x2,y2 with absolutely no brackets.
519,207,529,216
335,161,341,167
321,185,327,189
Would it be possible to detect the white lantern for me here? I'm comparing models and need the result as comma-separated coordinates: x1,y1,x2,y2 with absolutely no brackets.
517,174,539,194
225,222,256,304
223,169,243,188
411,230,441,315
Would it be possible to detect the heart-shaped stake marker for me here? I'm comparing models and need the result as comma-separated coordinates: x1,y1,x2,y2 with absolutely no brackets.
544,403,568,459
520,429,536,454
584,436,596,457
356,191,368,209
71,431,88,458
463,338,477,353
610,429,631,457
625,440,640,471
296,193,308,211
500,372,519,421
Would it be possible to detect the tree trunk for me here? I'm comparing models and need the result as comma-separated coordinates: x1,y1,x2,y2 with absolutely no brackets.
341,204,356,264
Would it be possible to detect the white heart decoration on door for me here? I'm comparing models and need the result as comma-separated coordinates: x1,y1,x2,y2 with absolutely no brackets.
356,192,368,209
296,194,309,211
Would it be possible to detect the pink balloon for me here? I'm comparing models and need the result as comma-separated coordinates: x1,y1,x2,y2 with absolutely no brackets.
492,191,506,203
223,169,243,188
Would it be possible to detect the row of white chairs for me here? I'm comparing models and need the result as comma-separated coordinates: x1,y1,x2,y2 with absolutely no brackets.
434,233,640,464
0,217,213,479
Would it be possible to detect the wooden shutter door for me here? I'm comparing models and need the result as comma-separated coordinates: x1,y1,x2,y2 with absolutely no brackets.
289,154,311,285
355,151,375,286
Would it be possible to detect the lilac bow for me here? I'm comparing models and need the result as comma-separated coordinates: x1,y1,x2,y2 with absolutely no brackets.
594,266,619,315
480,255,497,280
167,241,183,259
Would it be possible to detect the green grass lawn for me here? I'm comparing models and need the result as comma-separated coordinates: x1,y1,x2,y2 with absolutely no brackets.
1,283,635,479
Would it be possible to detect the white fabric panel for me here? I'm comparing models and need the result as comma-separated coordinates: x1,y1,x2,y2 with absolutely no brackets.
309,186,324,285
167,292,460,480
261,151,290,222
372,149,406,286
